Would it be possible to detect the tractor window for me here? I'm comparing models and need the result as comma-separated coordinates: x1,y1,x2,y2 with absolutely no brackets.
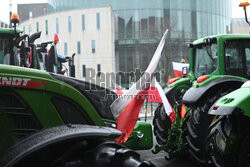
194,43,217,78
225,40,250,79
0,36,11,65
245,48,250,78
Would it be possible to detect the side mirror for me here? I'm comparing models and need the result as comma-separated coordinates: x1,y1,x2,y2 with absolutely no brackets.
20,41,29,67
182,67,188,77
122,121,153,150
49,45,58,65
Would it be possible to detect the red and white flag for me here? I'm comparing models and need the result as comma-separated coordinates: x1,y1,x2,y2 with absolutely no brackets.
172,62,189,78
153,80,175,123
113,83,127,95
114,78,176,122
111,29,169,144
145,78,175,122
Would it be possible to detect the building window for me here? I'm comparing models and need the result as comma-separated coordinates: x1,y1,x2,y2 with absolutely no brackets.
68,16,72,32
82,65,86,77
45,20,48,35
77,41,81,54
56,17,59,34
97,64,101,77
64,42,67,56
82,14,85,30
92,40,95,53
36,22,39,32
96,13,100,29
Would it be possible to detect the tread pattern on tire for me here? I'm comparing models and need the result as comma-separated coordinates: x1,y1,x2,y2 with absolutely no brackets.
153,104,172,145
183,86,238,165
207,115,250,167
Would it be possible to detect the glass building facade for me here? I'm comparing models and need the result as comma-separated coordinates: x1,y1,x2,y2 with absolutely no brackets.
48,0,232,85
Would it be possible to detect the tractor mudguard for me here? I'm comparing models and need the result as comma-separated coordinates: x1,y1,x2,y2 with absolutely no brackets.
0,125,121,167
164,86,181,107
208,105,238,116
208,85,250,117
183,77,244,105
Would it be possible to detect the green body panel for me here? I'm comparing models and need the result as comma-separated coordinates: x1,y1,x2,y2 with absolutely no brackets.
123,121,153,150
213,87,250,117
168,77,193,91
14,89,65,126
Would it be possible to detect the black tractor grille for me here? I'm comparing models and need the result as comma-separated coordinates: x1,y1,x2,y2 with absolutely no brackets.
0,93,41,137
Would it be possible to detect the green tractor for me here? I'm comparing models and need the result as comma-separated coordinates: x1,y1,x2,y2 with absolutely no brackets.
153,34,250,161
152,67,194,157
35,38,76,77
182,35,250,165
0,14,154,167
0,64,154,166
206,81,250,167
0,13,75,77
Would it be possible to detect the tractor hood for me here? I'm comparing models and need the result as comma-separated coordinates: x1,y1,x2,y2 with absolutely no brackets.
0,65,116,121
50,73,117,120
0,28,22,34
0,64,52,80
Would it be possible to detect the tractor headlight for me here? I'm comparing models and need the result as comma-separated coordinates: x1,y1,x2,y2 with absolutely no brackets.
215,132,226,153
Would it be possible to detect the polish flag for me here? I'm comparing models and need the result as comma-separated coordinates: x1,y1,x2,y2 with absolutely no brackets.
146,79,176,122
113,82,127,95
172,62,189,77
145,79,164,103
114,79,176,122
111,29,169,144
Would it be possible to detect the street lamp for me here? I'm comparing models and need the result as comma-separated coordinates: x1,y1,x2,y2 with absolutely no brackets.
240,0,250,26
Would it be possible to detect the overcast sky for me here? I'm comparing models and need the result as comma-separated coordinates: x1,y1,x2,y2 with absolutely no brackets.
0,0,247,24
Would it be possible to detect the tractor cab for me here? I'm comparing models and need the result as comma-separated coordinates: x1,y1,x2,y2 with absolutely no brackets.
36,38,75,77
224,39,250,79
192,38,218,78
0,13,41,69
0,28,22,66
190,35,250,81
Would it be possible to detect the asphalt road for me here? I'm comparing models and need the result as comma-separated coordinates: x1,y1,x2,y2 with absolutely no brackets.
137,149,198,167
136,117,198,167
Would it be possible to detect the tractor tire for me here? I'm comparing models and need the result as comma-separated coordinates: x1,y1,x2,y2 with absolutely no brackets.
12,140,155,167
153,104,172,145
183,87,236,165
94,142,155,167
207,115,250,167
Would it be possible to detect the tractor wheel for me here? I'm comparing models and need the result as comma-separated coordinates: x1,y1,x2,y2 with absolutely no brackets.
183,87,235,165
153,104,172,145
207,115,250,167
